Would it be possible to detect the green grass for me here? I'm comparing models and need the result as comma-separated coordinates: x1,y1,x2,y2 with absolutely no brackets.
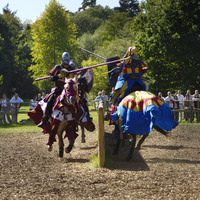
89,151,114,168
0,123,41,134
1,105,199,135
0,105,40,134
89,152,99,168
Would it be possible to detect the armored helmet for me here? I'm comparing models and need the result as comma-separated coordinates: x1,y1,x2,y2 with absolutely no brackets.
62,52,70,65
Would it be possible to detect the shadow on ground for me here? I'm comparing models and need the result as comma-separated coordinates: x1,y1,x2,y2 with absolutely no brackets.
105,132,150,171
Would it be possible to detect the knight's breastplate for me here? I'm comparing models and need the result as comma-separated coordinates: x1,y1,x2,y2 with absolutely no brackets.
122,59,144,75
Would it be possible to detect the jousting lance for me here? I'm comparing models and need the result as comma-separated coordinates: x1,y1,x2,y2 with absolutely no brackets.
79,47,106,60
34,56,130,81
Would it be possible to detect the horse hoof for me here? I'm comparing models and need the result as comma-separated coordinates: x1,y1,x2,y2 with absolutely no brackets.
59,147,64,158
48,145,53,151
65,144,73,153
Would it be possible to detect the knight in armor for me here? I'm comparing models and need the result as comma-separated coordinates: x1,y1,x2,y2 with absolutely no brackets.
110,46,149,106
37,52,76,127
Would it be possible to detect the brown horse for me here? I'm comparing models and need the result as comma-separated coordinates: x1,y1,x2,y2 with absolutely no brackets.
48,78,80,158
48,77,95,158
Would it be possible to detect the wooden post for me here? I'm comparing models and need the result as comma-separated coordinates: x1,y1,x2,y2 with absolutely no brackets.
98,100,105,167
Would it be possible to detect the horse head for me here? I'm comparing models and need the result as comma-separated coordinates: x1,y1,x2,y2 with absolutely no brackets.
60,77,79,105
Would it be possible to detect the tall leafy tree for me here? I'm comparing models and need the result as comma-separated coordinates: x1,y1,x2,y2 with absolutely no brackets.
133,0,200,94
115,0,140,17
79,0,96,11
0,5,34,98
29,0,77,91
72,5,112,37
100,12,131,42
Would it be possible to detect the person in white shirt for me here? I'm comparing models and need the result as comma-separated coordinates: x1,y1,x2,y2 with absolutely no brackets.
1,93,12,123
29,95,38,110
165,91,174,109
184,90,194,122
10,93,24,123
177,90,184,122
158,92,165,101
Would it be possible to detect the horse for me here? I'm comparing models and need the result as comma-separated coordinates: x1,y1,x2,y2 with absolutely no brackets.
28,78,80,158
109,90,178,161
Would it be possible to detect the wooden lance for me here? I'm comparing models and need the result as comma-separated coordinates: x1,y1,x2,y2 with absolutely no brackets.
34,57,130,81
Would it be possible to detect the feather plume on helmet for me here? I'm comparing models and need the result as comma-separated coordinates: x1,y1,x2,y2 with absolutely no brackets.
123,46,139,65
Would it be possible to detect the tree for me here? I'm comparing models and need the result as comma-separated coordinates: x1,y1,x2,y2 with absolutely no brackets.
29,0,77,92
115,0,140,17
100,12,131,42
72,5,112,37
133,0,200,94
79,0,96,11
0,5,35,98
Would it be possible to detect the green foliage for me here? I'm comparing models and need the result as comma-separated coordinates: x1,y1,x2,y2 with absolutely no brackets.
80,0,96,11
72,5,112,37
133,0,200,94
82,58,110,97
115,0,140,17
0,5,35,98
1,0,199,99
30,0,77,92
100,12,131,41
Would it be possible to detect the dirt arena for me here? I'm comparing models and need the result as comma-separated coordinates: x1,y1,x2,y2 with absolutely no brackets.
0,124,200,200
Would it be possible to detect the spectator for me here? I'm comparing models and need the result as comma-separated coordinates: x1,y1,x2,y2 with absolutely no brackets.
193,90,200,98
1,93,12,123
41,91,47,100
173,95,179,121
29,95,38,110
186,90,193,100
95,92,104,110
165,91,174,109
185,90,194,122
177,90,184,122
10,93,24,123
183,93,193,122
37,93,42,102
158,92,165,101
192,93,200,123
102,90,109,111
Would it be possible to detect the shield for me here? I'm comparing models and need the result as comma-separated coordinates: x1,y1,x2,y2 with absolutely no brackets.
106,56,120,87
79,69,93,93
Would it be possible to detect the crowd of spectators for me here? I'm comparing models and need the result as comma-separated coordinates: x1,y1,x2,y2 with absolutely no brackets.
94,89,200,123
158,89,200,123
94,90,109,111
0,91,47,124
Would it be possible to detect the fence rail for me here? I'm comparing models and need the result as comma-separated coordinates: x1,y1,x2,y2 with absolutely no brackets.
1,99,200,124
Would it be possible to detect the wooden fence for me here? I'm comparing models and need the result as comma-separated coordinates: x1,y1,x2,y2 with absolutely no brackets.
1,99,200,124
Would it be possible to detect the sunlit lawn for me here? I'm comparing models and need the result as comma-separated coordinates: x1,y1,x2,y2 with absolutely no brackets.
0,105,109,134
0,105,199,134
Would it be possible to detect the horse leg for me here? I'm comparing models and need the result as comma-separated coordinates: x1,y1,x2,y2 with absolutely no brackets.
126,134,137,161
136,134,149,150
57,120,67,158
113,138,121,155
65,140,74,153
154,125,168,136
81,125,86,143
